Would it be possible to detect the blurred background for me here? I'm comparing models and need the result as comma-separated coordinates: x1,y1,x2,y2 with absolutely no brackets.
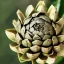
0,0,64,64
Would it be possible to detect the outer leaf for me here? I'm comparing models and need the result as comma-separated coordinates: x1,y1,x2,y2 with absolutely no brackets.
9,43,19,53
52,23,61,35
36,1,47,13
5,28,17,42
16,9,25,21
57,44,64,57
18,47,29,54
56,15,64,28
36,58,46,64
46,55,56,64
57,35,64,42
18,53,31,63
26,53,40,60
47,5,58,22
25,5,34,17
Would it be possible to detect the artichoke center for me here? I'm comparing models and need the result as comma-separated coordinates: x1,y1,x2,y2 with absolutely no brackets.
31,17,54,36
24,13,54,40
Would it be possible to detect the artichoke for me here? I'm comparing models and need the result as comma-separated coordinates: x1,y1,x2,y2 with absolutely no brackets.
5,1,64,64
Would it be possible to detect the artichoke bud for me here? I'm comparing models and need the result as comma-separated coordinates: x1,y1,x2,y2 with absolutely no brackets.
5,1,64,64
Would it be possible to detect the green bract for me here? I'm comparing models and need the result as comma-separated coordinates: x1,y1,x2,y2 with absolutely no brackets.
5,1,64,64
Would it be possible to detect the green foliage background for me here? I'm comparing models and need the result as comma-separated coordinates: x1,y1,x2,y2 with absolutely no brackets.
0,0,64,64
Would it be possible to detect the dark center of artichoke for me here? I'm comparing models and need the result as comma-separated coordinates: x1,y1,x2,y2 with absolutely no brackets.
31,17,54,35
23,13,54,41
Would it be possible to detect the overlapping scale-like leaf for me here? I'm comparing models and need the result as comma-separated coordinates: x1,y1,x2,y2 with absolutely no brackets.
5,28,16,42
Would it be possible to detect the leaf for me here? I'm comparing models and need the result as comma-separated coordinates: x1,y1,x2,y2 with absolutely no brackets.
59,0,64,17
5,28,17,42
53,0,61,12
55,57,64,64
